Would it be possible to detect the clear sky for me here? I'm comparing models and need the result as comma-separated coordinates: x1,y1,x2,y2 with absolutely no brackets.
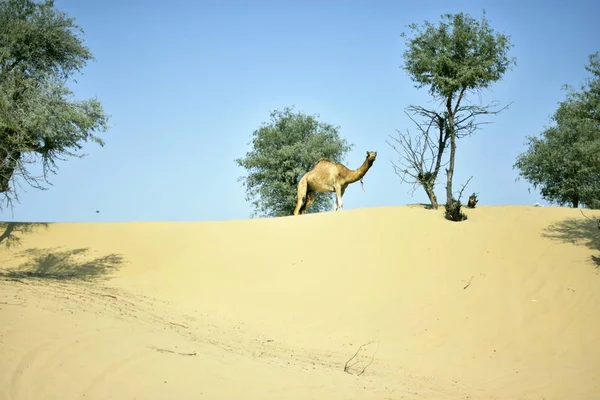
4,0,599,222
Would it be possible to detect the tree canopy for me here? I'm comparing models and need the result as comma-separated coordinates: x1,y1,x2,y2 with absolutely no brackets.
235,107,353,217
0,0,108,209
514,52,600,209
399,11,516,205
402,11,515,100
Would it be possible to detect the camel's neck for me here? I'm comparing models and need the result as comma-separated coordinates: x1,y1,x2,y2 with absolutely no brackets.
346,158,373,183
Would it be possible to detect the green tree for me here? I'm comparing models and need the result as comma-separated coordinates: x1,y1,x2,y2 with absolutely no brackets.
0,0,108,210
235,107,353,217
399,11,516,205
514,52,600,209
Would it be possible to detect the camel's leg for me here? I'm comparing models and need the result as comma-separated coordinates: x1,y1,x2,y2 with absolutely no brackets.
333,185,346,211
334,185,343,211
303,191,317,214
293,176,308,215
298,191,315,215
298,203,307,215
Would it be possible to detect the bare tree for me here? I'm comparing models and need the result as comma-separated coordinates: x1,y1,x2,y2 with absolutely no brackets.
388,100,510,210
387,106,449,209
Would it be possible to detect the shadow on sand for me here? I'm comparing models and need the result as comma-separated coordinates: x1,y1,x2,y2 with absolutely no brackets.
0,222,50,248
542,214,600,267
1,247,126,281
407,203,435,210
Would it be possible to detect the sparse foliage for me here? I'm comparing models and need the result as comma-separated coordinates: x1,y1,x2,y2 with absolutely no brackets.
400,11,516,204
235,107,353,217
514,52,600,209
0,0,109,212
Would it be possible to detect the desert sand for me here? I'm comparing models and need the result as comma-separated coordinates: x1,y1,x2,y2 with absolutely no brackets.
1,205,599,399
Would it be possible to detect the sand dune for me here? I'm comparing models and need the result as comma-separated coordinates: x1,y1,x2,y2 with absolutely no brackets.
1,205,599,399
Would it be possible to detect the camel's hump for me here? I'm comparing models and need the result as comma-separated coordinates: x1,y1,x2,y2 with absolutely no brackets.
315,158,333,165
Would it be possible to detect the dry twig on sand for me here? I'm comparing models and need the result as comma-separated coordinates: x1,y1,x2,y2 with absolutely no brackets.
580,209,600,230
0,300,25,306
462,276,474,289
148,346,196,356
344,335,379,376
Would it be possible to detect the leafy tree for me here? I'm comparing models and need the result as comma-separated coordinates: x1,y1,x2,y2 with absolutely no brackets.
514,52,600,209
235,107,353,217
0,0,109,210
399,11,516,206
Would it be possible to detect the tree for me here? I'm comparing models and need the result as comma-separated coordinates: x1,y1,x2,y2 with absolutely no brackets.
235,107,353,217
399,11,516,205
0,0,109,210
387,105,448,209
514,52,600,209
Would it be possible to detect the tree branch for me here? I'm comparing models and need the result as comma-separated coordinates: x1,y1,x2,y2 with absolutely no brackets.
387,105,450,207
456,176,474,202
453,87,467,115
454,101,513,138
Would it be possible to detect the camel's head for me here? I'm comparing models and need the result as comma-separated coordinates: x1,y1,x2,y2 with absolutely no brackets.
366,151,377,163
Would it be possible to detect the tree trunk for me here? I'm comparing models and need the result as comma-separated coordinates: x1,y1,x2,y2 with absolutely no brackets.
573,198,579,208
445,99,457,203
424,184,439,210
445,133,456,203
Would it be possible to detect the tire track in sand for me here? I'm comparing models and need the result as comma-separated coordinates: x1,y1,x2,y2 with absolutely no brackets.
0,278,356,381
2,277,452,399
8,329,150,400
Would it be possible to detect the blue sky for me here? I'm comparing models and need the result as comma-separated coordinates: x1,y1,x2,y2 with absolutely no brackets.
4,0,599,222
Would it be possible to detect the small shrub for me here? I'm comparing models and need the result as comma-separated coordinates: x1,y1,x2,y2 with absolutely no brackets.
467,193,478,208
445,199,468,222
444,176,473,222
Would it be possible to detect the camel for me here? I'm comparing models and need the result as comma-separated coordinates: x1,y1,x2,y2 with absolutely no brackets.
293,151,377,215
